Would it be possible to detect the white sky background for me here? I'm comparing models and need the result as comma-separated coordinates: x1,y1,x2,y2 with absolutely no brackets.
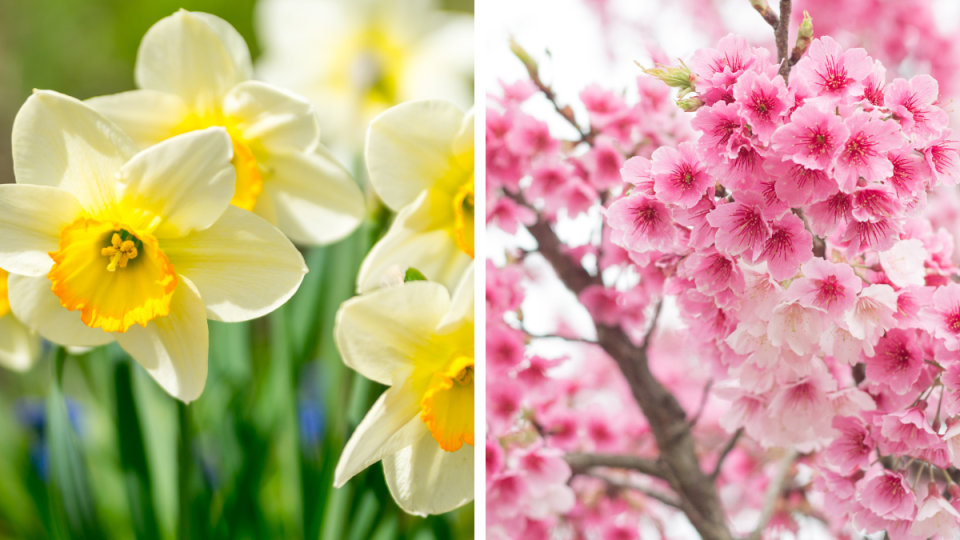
483,0,959,537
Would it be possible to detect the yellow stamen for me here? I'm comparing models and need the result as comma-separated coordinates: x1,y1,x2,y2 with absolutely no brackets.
101,233,139,272
452,177,475,258
419,355,475,452
229,138,264,212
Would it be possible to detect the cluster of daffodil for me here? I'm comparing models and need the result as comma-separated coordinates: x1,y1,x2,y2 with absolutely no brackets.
0,10,365,402
333,100,475,515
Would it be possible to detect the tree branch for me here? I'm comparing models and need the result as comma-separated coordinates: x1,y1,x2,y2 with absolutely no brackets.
687,378,714,429
746,448,798,540
525,332,597,344
776,0,792,80
749,0,779,28
581,471,682,509
524,216,734,540
711,428,744,480
566,452,666,479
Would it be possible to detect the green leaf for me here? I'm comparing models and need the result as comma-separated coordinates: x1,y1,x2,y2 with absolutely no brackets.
113,361,161,540
403,268,427,283
47,347,103,539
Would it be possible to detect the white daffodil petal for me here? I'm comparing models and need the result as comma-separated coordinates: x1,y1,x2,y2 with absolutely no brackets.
115,275,208,403
452,108,475,168
162,206,307,322
439,263,474,331
256,148,363,245
8,274,115,347
366,100,464,211
382,431,474,516
136,10,241,110
223,81,319,154
12,90,136,216
334,381,424,487
0,315,40,372
356,192,472,293
0,185,84,276
86,90,188,149
335,281,451,385
117,127,236,238
190,12,253,82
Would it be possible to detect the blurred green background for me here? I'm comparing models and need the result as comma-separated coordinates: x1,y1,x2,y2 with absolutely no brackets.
0,1,475,539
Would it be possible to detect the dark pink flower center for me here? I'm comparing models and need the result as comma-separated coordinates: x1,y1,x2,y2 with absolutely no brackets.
804,127,834,156
946,310,960,333
843,131,878,165
815,275,844,308
820,57,852,92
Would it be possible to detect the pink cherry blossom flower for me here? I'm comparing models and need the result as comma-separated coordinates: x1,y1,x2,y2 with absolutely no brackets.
757,213,812,281
839,217,902,256
707,192,772,262
690,101,747,165
894,286,935,329
793,36,874,102
619,156,654,194
488,196,537,234
820,326,864,365
851,184,903,222
488,323,526,375
771,103,849,171
689,34,762,92
732,70,790,143
579,285,620,326
506,113,561,157
787,259,862,322
864,329,924,394
683,248,745,296
845,284,898,345
768,300,823,355
585,139,625,192
920,130,960,187
580,83,628,126
764,158,838,206
857,468,916,521
858,60,886,107
885,75,948,139
488,379,523,436
943,365,960,417
807,191,853,236
674,194,717,250
887,147,931,199
878,405,941,449
824,415,875,474
606,195,676,253
833,112,903,192
651,142,713,208
767,365,837,427
878,239,928,288
911,485,960,538
708,146,770,192
921,282,960,351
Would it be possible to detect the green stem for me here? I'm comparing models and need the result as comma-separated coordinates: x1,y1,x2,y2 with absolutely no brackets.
177,401,192,540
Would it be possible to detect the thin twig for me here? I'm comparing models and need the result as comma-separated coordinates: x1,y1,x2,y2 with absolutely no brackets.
688,378,714,428
711,428,744,480
641,301,663,354
583,471,682,509
747,448,798,540
525,332,598,344
565,452,666,479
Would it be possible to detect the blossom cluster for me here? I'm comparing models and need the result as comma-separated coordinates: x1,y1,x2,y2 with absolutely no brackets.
488,30,960,538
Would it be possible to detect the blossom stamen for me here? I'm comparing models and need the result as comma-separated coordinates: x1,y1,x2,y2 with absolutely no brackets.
101,232,140,272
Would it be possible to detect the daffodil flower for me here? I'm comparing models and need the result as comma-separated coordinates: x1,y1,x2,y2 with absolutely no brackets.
0,269,40,372
86,9,365,246
357,101,474,293
334,264,474,515
0,91,307,402
256,0,474,148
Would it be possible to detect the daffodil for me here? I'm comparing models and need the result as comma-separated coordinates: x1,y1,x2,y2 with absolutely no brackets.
0,91,307,402
255,0,474,149
357,101,474,293
0,269,40,372
85,9,365,246
334,264,474,515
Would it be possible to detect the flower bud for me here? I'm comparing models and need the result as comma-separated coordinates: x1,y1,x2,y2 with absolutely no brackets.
676,95,704,112
510,38,539,78
637,60,697,96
